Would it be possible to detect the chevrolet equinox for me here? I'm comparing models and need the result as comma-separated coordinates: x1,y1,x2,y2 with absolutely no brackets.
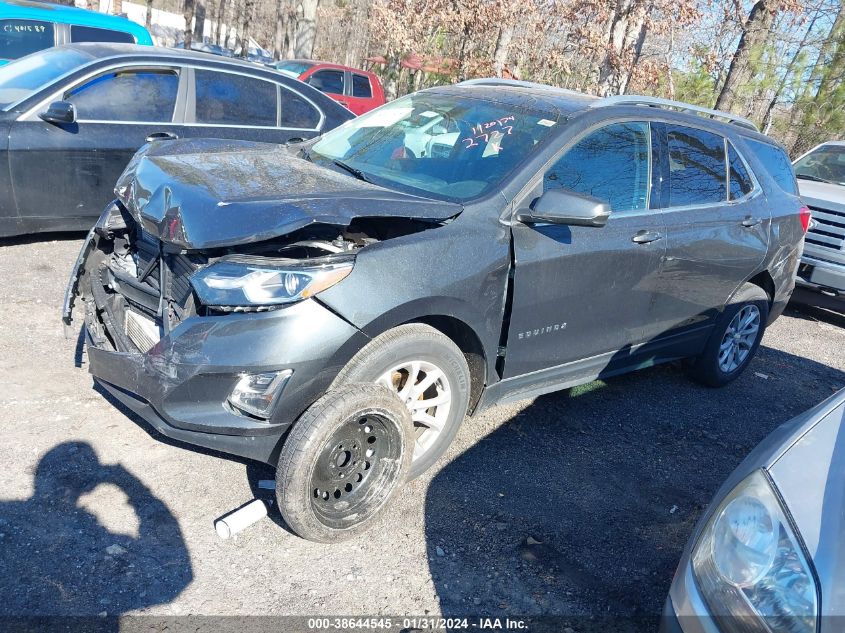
64,79,809,542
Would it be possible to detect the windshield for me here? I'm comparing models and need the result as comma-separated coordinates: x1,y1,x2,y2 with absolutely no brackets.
794,144,845,186
0,48,90,109
309,93,559,201
277,61,314,76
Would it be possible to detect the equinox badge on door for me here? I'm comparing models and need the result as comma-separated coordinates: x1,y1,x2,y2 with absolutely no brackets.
518,322,567,340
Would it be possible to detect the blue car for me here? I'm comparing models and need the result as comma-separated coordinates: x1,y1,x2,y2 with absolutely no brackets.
0,0,152,64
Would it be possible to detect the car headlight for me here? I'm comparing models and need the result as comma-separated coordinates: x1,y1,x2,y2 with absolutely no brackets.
191,255,353,307
692,470,818,633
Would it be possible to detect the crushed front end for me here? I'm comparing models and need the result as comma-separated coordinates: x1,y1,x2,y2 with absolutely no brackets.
63,202,370,464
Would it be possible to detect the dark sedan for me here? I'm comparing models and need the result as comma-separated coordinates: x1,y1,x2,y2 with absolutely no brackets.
0,43,354,237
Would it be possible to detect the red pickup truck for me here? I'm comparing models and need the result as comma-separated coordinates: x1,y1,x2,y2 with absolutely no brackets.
273,60,386,115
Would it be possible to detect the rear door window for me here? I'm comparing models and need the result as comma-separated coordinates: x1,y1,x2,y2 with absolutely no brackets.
70,25,136,44
194,69,277,126
0,19,54,60
352,74,372,98
744,138,798,194
666,125,727,207
307,69,344,95
728,142,754,200
545,121,651,212
65,68,179,122
279,87,320,128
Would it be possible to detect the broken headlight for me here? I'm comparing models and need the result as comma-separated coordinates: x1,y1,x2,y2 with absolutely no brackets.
191,255,353,308
692,470,818,633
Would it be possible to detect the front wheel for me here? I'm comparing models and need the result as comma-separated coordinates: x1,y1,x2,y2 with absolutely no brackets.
331,323,472,479
276,384,413,542
688,283,769,387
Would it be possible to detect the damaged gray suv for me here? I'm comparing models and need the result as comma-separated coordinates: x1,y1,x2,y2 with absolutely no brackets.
64,80,808,541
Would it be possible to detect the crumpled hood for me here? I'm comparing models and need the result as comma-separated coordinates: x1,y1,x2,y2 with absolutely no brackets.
114,138,462,250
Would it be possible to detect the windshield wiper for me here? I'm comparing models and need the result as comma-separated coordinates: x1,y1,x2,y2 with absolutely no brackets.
796,174,834,184
333,159,373,183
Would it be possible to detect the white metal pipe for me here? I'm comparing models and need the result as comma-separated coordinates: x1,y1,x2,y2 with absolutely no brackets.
215,499,268,539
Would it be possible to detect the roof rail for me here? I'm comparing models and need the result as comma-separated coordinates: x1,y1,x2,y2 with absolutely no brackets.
590,95,758,131
459,78,595,100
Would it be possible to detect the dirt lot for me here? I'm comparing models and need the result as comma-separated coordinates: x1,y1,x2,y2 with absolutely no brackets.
1,234,844,629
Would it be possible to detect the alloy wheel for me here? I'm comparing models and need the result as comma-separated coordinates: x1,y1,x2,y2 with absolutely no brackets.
376,360,452,461
718,305,761,374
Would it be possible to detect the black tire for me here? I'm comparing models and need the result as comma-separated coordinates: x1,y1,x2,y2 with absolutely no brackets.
332,323,471,479
688,283,770,387
276,384,413,543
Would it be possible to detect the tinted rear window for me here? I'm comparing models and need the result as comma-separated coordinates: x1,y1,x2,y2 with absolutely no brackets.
195,69,277,126
0,19,54,61
308,69,344,95
279,88,319,128
744,138,798,194
666,125,727,206
352,74,372,98
728,142,754,200
70,25,136,44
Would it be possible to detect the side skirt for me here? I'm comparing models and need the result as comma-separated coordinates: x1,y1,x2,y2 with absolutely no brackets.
476,325,711,412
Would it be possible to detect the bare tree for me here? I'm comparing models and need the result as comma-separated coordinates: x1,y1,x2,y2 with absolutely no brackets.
714,0,778,112
194,1,206,41
596,0,647,95
761,8,822,132
214,0,226,44
240,0,255,57
145,0,154,29
183,0,196,48
274,0,290,60
493,24,514,77
113,0,123,14
293,0,320,59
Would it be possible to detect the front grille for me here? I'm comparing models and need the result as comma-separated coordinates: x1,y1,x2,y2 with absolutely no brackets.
806,205,845,252
99,225,204,351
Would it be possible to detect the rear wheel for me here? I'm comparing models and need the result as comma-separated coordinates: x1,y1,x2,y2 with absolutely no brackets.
276,384,412,542
332,323,471,479
688,283,769,387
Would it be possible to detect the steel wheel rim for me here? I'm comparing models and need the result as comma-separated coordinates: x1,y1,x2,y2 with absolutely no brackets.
718,305,760,374
376,360,452,461
310,410,403,528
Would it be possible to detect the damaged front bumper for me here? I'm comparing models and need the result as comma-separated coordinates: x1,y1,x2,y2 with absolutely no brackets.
65,229,368,465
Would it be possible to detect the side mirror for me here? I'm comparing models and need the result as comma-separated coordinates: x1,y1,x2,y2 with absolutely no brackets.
516,189,611,227
39,101,76,125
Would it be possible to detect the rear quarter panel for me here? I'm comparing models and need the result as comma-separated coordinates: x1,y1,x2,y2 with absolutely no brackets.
734,134,805,306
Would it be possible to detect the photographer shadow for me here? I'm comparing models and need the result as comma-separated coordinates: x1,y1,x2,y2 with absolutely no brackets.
0,441,192,624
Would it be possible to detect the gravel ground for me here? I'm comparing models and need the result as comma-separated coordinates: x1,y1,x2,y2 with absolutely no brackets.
1,234,844,630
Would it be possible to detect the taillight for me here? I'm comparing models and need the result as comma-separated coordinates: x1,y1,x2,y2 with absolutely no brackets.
799,205,811,233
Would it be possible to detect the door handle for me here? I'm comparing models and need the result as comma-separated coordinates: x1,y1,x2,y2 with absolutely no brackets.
632,230,663,244
741,216,762,228
145,131,178,143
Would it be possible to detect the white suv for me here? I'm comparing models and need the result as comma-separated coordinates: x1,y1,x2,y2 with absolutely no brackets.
793,142,845,307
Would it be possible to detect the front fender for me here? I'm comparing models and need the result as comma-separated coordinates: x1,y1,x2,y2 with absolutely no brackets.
316,222,511,381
